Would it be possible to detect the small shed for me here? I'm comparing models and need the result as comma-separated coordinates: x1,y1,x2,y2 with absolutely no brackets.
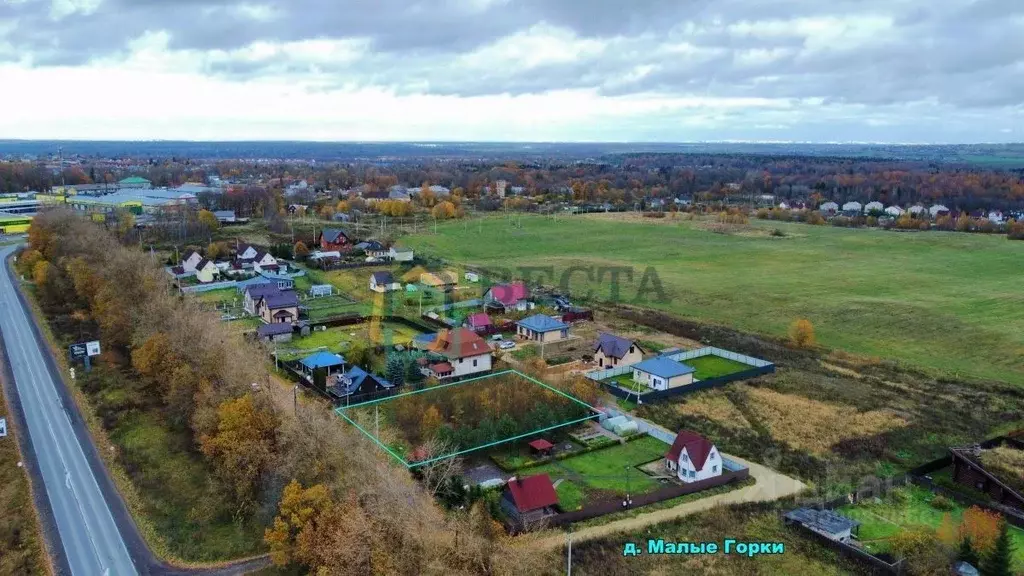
528,439,554,456
465,272,480,283
257,322,293,343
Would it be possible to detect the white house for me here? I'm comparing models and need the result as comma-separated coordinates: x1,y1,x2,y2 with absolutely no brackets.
988,211,1005,223
236,243,259,261
632,357,695,391
426,328,492,378
664,430,722,484
864,201,884,213
842,201,862,213
251,251,278,270
884,206,905,217
194,259,220,284
465,272,480,283
593,333,644,369
929,205,950,218
909,205,926,216
819,201,839,214
388,246,414,262
369,271,401,293
181,251,203,273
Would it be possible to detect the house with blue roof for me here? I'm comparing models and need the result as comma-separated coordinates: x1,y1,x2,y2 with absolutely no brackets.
299,351,346,378
632,357,695,391
327,366,394,402
516,314,570,343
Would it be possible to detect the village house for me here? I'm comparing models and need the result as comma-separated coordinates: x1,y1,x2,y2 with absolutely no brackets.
357,240,388,259
388,246,414,262
181,250,203,273
949,440,1024,511
256,290,300,324
257,322,293,343
299,351,346,380
516,314,569,343
863,201,884,214
420,271,458,291
593,333,644,368
327,366,394,402
465,312,492,333
235,243,260,261
501,473,559,530
425,327,492,378
369,271,401,293
483,281,531,313
819,201,839,214
317,228,351,251
243,283,282,315
194,259,220,283
632,357,695,391
214,210,236,223
664,430,722,483
250,251,279,271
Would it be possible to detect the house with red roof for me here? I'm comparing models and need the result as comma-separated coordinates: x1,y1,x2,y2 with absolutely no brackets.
483,281,532,312
665,430,722,483
501,473,559,529
464,312,492,333
426,327,492,378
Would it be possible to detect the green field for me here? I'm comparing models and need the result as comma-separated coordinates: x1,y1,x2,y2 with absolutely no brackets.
276,322,424,360
528,436,669,496
685,355,752,380
404,214,1024,383
839,486,1024,570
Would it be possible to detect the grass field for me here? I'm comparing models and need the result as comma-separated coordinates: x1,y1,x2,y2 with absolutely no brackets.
528,436,670,497
276,322,424,360
686,354,752,380
839,486,1024,570
404,214,1024,383
0,381,48,575
607,373,648,393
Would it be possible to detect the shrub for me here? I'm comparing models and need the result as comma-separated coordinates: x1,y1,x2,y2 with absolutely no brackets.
930,494,955,511
769,228,786,237
788,319,815,348
806,210,826,225
1007,220,1024,240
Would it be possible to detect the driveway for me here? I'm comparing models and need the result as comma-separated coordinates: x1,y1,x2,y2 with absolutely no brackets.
528,451,806,550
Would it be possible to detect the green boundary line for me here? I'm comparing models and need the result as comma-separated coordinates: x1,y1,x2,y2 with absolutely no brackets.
335,369,603,468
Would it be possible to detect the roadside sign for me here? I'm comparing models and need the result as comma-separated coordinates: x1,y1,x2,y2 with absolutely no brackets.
69,343,88,359
0,417,7,437
86,341,101,357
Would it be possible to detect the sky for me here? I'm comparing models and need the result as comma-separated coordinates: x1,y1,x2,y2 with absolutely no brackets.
0,0,1022,143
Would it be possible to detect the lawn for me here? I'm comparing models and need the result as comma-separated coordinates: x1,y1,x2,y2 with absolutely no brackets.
555,480,585,512
606,373,649,393
276,322,424,359
839,485,1024,570
192,287,239,307
404,214,1024,384
686,354,752,380
529,436,670,496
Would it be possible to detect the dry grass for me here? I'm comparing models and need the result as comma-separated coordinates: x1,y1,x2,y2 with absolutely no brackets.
980,446,1024,493
677,390,752,431
744,387,908,455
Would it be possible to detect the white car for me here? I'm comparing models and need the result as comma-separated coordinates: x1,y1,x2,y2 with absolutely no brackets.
499,340,516,350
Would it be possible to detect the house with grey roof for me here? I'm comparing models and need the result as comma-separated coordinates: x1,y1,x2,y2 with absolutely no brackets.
593,333,644,368
632,357,695,391
784,508,860,544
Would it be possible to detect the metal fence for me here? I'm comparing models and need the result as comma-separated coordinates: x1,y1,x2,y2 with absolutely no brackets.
180,280,238,293
665,346,773,368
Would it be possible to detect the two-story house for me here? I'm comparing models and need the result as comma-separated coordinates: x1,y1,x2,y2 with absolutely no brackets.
665,430,722,483
426,328,492,379
317,228,351,251
593,333,644,368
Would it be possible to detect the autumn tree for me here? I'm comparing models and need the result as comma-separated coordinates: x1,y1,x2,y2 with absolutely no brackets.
200,395,279,513
16,248,43,277
958,536,980,566
789,318,816,348
938,512,958,546
890,526,951,576
961,506,1002,554
197,209,220,231
431,201,456,220
293,241,309,259
264,479,333,566
420,405,443,441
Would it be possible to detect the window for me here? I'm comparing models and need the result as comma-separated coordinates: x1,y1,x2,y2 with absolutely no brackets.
689,470,695,478
681,454,688,462
712,465,717,473
473,359,478,367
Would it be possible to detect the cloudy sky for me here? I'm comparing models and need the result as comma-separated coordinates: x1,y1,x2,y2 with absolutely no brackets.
1,0,1022,142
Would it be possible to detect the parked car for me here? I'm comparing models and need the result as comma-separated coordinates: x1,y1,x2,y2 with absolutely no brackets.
491,334,503,341
499,340,516,350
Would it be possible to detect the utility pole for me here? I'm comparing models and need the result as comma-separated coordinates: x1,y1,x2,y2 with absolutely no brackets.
60,146,67,204
293,384,298,414
567,529,573,575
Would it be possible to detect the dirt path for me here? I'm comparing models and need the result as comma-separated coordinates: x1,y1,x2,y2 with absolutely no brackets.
528,452,807,550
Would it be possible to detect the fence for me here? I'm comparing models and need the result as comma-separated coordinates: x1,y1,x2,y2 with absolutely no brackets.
180,280,238,293
665,346,773,368
425,299,482,313
600,365,775,402
543,468,749,529
785,522,904,575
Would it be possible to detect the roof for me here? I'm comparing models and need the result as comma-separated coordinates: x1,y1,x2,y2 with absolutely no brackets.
371,271,395,284
429,362,454,374
320,228,349,244
633,357,695,379
213,210,235,218
300,351,346,369
429,328,490,359
258,323,293,336
528,439,554,451
594,333,638,359
666,430,715,471
516,314,568,333
261,291,299,309
505,474,558,513
414,333,437,344
361,240,385,251
119,176,151,184
390,246,413,254
330,366,393,396
420,271,457,287
196,258,216,271
784,508,860,535
466,312,491,328
486,282,529,306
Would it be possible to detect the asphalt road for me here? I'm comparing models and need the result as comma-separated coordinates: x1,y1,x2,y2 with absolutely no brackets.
0,245,269,576
0,245,137,575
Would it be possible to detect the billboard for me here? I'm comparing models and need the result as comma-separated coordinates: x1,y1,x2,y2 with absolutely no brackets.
69,343,88,359
86,341,101,357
